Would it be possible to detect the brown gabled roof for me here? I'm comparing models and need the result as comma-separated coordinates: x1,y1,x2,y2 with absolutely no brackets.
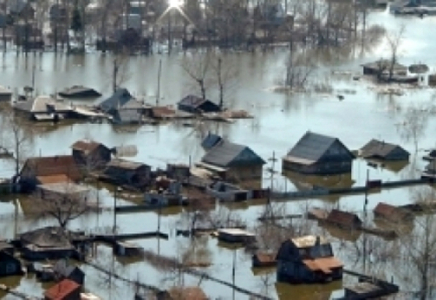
168,286,207,300
36,174,72,185
326,209,362,228
44,279,81,300
374,202,412,223
302,257,343,274
71,140,107,154
22,155,81,181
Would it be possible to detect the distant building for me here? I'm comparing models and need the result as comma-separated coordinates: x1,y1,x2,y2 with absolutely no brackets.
71,139,112,170
44,278,81,300
102,159,151,187
217,228,256,243
53,259,85,286
276,235,343,283
359,139,410,161
361,60,407,76
98,88,144,124
201,132,223,151
13,95,71,121
325,209,362,230
198,140,266,182
282,131,355,175
0,251,23,277
177,95,221,114
422,159,436,179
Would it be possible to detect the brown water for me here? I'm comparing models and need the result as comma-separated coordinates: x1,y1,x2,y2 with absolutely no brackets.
0,8,435,300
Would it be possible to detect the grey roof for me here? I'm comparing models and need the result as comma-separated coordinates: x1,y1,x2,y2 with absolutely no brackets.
178,95,207,108
99,88,142,112
20,226,73,249
285,131,348,163
201,133,222,151
106,158,148,170
361,59,407,71
54,259,83,277
13,96,71,113
359,139,409,159
58,86,101,98
201,140,265,168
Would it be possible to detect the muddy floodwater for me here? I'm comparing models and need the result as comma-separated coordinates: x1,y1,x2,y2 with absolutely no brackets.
0,8,435,300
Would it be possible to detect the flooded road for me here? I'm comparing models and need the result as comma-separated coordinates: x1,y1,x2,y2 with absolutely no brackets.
0,8,435,300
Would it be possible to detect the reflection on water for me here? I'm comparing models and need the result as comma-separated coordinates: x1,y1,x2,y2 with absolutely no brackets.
275,280,343,300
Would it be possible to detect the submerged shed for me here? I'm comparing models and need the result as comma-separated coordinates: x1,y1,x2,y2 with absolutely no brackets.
359,139,410,161
325,209,362,230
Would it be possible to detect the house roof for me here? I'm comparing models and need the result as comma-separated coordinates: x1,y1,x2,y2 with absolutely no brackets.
113,108,142,124
284,131,353,164
201,133,222,151
45,279,81,300
9,0,31,14
38,182,90,195
359,139,409,159
178,95,207,108
99,88,142,112
106,158,147,170
54,259,83,278
71,140,108,154
218,228,255,237
326,209,362,227
361,59,407,71
13,96,71,114
150,106,176,118
291,235,329,248
20,226,73,249
22,155,81,181
302,257,343,274
58,86,101,98
37,174,72,185
201,140,266,168
374,202,411,222
168,286,208,300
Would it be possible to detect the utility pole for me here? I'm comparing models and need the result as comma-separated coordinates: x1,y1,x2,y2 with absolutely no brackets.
113,187,118,234
232,248,236,300
265,151,278,218
156,59,162,106
363,169,369,273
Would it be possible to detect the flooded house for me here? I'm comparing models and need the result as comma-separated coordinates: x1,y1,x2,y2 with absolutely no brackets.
361,60,407,76
98,88,145,124
373,202,414,223
44,278,81,300
276,235,343,283
53,259,85,285
206,181,253,202
0,86,12,102
13,95,72,121
324,209,362,230
201,132,223,151
19,227,76,260
359,139,410,161
0,251,23,277
101,159,151,188
197,140,266,182
217,228,256,244
144,179,187,207
19,155,82,191
282,131,355,175
166,163,190,180
177,95,221,114
71,139,112,170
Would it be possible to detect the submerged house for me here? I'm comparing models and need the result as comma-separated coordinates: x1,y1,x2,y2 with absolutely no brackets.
423,149,436,161
19,227,76,260
197,140,266,182
177,95,221,114
71,139,112,170
58,86,102,99
101,159,151,187
282,131,355,175
359,139,410,161
361,60,407,76
13,96,72,121
53,260,85,285
98,88,144,124
44,278,81,300
276,235,343,283
201,132,223,151
0,251,23,277
373,202,414,224
325,209,362,230
20,155,82,191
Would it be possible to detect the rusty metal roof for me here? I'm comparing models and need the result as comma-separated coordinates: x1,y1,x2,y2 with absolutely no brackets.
302,257,343,274
326,209,362,228
44,279,81,300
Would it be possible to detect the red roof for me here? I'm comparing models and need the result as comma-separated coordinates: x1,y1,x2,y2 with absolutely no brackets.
22,156,81,181
45,279,81,300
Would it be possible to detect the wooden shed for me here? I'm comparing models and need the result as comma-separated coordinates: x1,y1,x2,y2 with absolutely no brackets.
359,139,410,161
325,209,362,230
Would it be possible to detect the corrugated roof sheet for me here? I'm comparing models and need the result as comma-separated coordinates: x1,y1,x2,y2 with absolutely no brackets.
45,279,81,300
201,140,265,168
359,139,408,159
23,155,81,181
291,235,328,248
302,257,343,274
285,131,347,163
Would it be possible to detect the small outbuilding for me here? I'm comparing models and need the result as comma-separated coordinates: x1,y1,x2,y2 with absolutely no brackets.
361,60,407,76
359,139,410,161
282,131,355,175
198,140,266,182
102,159,151,187
71,139,112,169
201,132,223,151
53,259,85,285
373,202,414,223
276,235,343,283
37,182,90,202
58,86,101,99
217,228,256,244
177,95,221,114
325,209,362,230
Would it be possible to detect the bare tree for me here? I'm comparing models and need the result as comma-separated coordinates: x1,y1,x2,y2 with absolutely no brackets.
0,106,34,179
386,25,405,81
397,102,431,153
180,51,212,100
211,55,237,110
284,50,315,91
112,51,131,93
